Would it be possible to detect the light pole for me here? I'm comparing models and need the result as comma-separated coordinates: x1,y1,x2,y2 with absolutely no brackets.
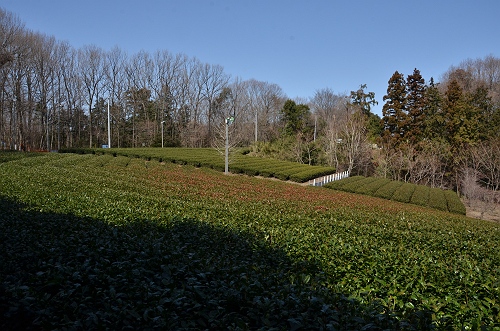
46,105,50,151
225,116,234,175
57,103,62,151
12,98,16,150
161,121,165,148
107,98,111,148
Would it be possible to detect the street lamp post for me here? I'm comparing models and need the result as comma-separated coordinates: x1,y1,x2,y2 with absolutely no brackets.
57,103,62,151
12,98,16,150
225,116,234,175
107,98,111,148
161,121,165,148
46,105,50,151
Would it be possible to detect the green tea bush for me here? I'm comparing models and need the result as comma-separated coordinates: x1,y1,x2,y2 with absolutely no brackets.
444,190,466,215
355,178,391,195
428,187,448,212
0,151,45,163
323,176,364,190
410,185,430,207
372,180,404,200
341,177,379,193
391,183,416,203
324,175,467,215
288,167,335,183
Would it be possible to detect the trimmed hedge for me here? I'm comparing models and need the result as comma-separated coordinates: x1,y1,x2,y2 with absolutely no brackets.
392,183,416,204
373,181,404,200
410,185,430,207
445,190,467,215
428,188,448,212
355,178,392,196
289,167,336,183
340,177,379,194
325,176,466,215
60,148,335,183
324,176,365,190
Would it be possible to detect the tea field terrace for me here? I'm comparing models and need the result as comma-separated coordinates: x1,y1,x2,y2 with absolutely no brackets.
0,152,499,329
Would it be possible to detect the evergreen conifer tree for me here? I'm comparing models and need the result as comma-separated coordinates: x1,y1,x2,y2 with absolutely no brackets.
381,71,407,147
406,69,426,144
444,80,480,148
423,78,444,141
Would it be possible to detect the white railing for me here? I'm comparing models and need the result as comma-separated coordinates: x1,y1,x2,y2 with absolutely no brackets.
310,170,350,186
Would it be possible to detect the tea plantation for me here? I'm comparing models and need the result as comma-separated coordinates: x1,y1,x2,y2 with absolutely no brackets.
0,151,499,330
324,176,466,215
60,147,336,183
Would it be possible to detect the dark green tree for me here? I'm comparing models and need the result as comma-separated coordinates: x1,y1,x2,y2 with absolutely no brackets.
405,69,427,144
467,85,495,140
423,78,445,141
381,71,407,147
444,80,481,149
280,99,311,136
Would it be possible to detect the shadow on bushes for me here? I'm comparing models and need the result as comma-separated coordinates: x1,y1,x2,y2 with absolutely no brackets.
0,197,435,330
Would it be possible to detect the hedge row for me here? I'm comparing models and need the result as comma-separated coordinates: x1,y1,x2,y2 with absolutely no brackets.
444,190,467,215
59,148,336,183
373,180,404,200
324,176,466,215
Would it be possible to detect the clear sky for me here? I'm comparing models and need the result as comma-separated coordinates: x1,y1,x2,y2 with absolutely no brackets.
2,0,500,115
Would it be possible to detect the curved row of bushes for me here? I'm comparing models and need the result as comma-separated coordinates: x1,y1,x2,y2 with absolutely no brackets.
324,176,466,215
59,148,336,183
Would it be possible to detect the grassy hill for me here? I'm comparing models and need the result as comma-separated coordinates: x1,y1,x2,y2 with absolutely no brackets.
1,152,499,330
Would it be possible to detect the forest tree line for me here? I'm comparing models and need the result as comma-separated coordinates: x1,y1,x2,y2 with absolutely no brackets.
1,8,499,208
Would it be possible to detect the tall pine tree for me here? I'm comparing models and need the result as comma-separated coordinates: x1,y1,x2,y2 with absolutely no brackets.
381,71,407,147
423,78,445,141
444,80,480,148
405,68,426,144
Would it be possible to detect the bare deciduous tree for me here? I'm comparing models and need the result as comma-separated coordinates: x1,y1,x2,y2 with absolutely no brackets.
78,45,106,148
323,105,370,174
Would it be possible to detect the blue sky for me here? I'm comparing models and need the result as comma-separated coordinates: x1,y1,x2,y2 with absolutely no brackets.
3,0,500,115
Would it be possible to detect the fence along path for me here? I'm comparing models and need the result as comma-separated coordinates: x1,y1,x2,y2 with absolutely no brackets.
309,170,350,186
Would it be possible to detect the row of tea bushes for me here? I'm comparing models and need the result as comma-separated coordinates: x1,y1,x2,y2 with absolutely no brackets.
324,176,466,215
59,148,336,183
1,152,498,329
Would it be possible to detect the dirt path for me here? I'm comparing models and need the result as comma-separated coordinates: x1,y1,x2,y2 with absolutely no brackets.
465,201,500,223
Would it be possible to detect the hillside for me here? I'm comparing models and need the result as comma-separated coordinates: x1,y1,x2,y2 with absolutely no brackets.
1,152,499,329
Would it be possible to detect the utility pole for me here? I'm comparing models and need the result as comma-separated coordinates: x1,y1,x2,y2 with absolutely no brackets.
58,104,61,150
161,121,165,148
225,116,234,175
107,98,111,148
